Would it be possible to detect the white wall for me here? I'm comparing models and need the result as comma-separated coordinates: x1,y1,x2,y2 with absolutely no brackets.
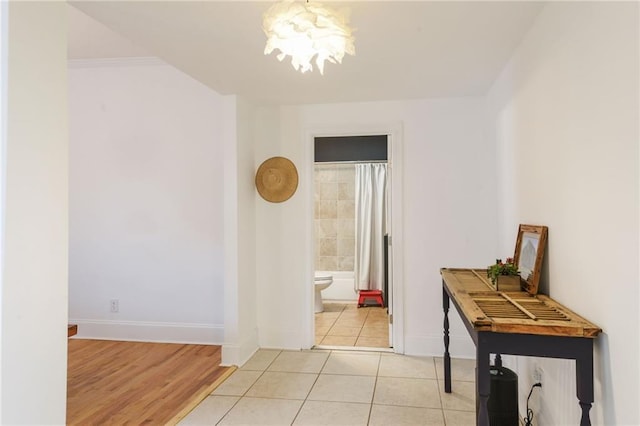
222,95,259,366
1,2,68,423
485,2,639,425
254,98,498,356
0,1,5,414
68,59,226,344
254,105,311,349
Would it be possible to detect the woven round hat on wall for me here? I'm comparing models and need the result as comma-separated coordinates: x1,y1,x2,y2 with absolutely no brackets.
255,156,299,203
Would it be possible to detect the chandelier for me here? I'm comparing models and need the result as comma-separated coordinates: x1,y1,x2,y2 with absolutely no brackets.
263,0,355,74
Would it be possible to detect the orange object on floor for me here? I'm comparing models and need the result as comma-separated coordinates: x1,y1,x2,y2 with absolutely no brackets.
358,290,384,307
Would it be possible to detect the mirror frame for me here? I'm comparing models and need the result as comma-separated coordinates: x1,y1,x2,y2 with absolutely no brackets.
513,224,548,295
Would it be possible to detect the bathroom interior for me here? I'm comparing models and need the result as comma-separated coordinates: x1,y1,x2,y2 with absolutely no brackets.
313,135,392,350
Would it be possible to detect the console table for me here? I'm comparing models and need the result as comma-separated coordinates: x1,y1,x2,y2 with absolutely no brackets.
441,268,601,426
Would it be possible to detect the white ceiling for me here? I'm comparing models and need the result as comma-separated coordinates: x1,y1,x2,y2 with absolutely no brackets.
68,1,545,105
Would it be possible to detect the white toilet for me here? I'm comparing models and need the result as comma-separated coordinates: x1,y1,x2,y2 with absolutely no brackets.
314,273,334,313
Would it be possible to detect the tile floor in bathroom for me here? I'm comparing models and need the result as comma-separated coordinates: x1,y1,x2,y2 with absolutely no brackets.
179,349,476,425
315,302,390,348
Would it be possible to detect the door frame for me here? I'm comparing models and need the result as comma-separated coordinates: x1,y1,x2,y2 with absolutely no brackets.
303,122,404,353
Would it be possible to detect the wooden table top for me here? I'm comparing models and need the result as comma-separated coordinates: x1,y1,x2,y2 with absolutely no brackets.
441,268,602,338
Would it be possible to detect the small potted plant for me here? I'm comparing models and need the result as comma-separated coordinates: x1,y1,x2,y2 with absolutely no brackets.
487,258,521,291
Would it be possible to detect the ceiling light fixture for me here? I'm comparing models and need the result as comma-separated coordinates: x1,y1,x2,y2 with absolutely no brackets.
263,0,355,75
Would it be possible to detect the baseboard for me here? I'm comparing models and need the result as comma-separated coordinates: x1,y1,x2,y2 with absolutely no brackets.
69,319,224,345
258,327,306,351
404,333,476,358
222,329,259,367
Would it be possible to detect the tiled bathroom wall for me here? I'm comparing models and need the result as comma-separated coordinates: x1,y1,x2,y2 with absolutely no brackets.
314,163,355,272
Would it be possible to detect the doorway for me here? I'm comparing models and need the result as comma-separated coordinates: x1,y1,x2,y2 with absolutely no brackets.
311,134,396,351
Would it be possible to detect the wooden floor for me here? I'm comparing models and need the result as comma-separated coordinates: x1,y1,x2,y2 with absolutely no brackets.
67,340,230,425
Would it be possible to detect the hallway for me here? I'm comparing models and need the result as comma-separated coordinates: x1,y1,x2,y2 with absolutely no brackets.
179,349,476,425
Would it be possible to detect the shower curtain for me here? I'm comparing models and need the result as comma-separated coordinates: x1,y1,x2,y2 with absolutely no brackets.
354,163,387,291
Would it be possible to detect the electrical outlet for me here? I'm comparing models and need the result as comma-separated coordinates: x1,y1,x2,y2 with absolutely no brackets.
533,365,543,383
110,299,119,313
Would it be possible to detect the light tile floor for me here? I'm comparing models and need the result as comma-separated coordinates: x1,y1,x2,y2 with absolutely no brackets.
179,349,476,425
315,302,390,348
